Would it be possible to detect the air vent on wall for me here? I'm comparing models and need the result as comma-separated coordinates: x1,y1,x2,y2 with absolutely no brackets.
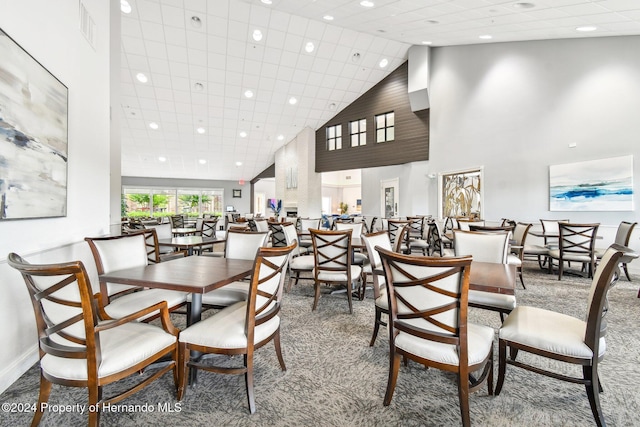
79,1,96,49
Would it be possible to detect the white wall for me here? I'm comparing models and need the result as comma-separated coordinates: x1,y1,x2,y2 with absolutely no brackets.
0,0,111,393
362,35,640,270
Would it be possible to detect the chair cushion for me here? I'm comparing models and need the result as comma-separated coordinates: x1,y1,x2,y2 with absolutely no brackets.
315,265,362,283
105,290,188,320
179,301,279,349
506,254,522,266
186,281,249,306
41,322,176,381
500,306,605,359
353,252,368,265
394,322,494,366
410,239,429,249
468,290,516,311
290,254,315,271
547,249,592,263
524,245,548,255
375,288,388,310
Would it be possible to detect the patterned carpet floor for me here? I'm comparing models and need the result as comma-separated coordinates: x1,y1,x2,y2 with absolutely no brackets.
2,260,639,426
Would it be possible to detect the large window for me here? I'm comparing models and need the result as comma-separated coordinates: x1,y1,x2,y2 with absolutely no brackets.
122,187,223,219
350,119,366,147
375,111,394,143
326,124,342,151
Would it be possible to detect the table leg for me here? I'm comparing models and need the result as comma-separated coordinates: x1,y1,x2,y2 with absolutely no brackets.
188,292,202,386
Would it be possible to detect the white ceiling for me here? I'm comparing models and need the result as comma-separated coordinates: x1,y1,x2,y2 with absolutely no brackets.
119,0,640,182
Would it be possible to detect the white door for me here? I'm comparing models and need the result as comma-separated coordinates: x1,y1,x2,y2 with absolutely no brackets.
254,192,265,216
380,178,399,218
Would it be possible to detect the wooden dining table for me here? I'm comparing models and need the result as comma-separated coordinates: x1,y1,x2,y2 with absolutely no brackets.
469,261,516,295
100,255,254,384
158,236,222,256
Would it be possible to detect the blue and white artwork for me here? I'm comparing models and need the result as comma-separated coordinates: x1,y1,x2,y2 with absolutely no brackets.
549,156,633,211
0,28,68,220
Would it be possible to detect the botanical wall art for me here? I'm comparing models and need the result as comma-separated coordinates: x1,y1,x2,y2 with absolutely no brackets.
440,168,483,219
0,28,68,220
549,155,633,211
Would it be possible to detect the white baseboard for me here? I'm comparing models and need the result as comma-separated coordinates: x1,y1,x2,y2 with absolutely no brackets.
0,345,38,395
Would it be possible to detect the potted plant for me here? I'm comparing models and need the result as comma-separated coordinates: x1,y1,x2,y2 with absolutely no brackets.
268,198,282,217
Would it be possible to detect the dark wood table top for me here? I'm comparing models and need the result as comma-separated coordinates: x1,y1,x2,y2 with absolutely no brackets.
100,255,252,294
469,261,516,295
158,236,221,249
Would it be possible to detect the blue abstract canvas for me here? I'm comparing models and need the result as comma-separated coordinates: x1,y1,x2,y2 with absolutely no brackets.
549,156,633,211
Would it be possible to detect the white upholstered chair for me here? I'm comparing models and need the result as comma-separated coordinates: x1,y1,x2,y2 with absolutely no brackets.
454,229,515,321
496,246,625,427
178,242,297,414
361,230,393,346
85,233,188,321
8,252,179,427
595,220,637,281
377,248,493,427
506,222,532,288
547,222,599,280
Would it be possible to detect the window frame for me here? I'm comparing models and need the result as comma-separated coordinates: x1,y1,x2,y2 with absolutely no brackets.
375,111,395,143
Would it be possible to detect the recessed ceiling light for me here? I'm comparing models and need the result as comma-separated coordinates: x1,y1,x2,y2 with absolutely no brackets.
576,26,597,32
379,58,389,68
513,2,536,9
244,90,254,98
305,42,315,53
422,41,433,45
323,15,334,21
288,97,298,105
191,16,202,28
235,161,243,166
120,0,132,14
149,122,159,130
360,1,374,7
136,72,148,83
328,103,337,110
277,134,284,141
239,131,247,138
196,127,206,134
352,52,361,62
194,82,204,91
252,29,263,42
479,35,493,39
158,156,167,162
261,0,272,4
199,159,207,164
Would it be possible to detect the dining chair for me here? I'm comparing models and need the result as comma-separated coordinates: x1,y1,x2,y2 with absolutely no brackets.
506,222,533,288
268,221,288,247
178,242,297,414
454,229,515,321
595,220,637,281
195,229,270,309
335,221,368,267
407,216,429,255
139,228,188,263
299,218,321,248
361,230,392,346
193,218,219,255
284,223,315,292
376,247,494,427
386,219,410,253
254,218,270,232
85,233,188,321
495,246,625,427
457,219,485,231
427,222,451,257
170,214,185,229
310,228,362,314
8,252,180,427
547,222,600,280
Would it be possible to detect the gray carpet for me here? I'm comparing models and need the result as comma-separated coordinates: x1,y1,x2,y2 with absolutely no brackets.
2,260,639,426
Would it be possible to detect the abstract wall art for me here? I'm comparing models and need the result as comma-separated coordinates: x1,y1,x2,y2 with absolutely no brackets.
0,28,68,220
549,156,633,211
440,168,483,219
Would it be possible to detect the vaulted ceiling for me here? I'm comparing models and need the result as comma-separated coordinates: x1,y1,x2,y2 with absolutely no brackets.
119,0,640,181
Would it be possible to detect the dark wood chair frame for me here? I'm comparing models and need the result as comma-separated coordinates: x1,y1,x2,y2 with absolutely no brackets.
548,222,599,280
496,247,625,427
377,248,493,427
7,253,179,427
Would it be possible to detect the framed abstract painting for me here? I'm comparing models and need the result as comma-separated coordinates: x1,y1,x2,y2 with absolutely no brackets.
549,156,633,211
0,28,68,220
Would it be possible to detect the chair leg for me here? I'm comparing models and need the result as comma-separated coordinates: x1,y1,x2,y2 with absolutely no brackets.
584,365,606,427
244,354,256,414
346,281,353,314
495,339,507,396
383,352,401,406
312,281,321,311
369,307,382,347
623,263,632,281
177,341,188,400
88,384,102,427
273,329,286,371
458,366,471,427
518,266,526,289
31,373,52,427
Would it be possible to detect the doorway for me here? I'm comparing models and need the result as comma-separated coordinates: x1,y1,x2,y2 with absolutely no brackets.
380,178,399,218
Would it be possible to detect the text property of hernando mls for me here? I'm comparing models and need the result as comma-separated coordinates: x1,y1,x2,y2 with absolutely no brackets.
2,402,182,414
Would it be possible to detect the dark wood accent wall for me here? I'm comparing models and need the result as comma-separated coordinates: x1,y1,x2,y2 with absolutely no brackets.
315,61,429,173
251,163,275,184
